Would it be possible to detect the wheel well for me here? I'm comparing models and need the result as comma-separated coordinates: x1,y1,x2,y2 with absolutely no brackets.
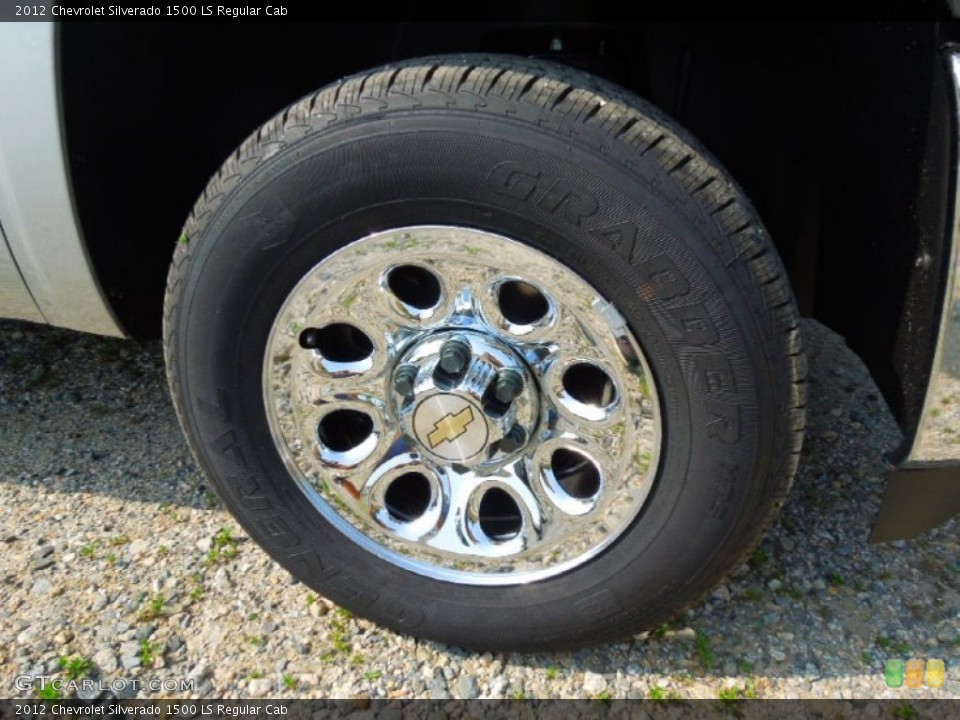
60,21,954,441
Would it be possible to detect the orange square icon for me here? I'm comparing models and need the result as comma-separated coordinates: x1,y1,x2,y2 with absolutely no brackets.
905,658,924,688
926,659,945,688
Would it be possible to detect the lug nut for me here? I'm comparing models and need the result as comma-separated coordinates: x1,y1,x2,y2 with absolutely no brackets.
438,339,471,375
394,364,418,397
299,328,322,349
494,370,523,404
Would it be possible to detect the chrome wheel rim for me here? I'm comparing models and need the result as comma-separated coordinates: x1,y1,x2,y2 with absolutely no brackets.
263,226,661,585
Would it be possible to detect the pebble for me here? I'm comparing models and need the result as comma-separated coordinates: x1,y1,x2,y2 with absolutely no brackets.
456,675,479,699
189,659,212,680
94,648,118,673
113,679,138,699
118,640,138,656
76,684,103,701
426,678,450,699
308,603,328,617
583,672,607,695
666,627,698,642
710,586,731,602
31,578,53,595
212,568,233,590
247,678,272,698
936,627,956,643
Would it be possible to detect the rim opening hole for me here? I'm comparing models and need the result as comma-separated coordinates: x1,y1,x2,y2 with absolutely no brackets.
384,472,432,523
387,265,442,310
478,488,523,541
551,448,601,499
562,363,617,408
498,280,549,326
301,323,373,363
318,410,373,452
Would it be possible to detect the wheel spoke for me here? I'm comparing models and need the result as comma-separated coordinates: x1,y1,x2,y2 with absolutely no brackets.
526,311,605,378
288,401,385,472
298,362,392,409
545,410,627,482
358,432,423,492
356,439,444,540
494,463,550,549
421,469,476,554
428,465,546,559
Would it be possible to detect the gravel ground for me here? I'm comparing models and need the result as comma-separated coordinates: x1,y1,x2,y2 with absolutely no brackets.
0,317,957,701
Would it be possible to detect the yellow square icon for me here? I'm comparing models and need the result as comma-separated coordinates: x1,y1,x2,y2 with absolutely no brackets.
905,658,924,688
926,659,945,688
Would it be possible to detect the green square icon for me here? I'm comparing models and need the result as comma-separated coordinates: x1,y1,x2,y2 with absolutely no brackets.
886,659,905,688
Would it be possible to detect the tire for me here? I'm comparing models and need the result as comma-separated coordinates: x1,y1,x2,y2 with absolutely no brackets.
164,55,806,651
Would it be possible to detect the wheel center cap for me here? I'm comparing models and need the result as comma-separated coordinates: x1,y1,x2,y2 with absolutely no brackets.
413,395,488,462
393,330,539,467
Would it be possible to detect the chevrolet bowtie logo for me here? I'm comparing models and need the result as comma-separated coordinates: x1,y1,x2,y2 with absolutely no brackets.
428,406,476,448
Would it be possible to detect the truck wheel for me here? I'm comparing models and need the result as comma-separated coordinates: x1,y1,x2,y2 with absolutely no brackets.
163,55,805,650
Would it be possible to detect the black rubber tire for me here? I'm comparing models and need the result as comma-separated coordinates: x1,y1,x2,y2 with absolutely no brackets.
163,55,806,651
